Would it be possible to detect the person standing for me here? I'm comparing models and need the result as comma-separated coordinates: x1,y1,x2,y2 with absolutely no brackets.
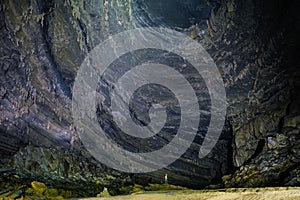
164,173,168,184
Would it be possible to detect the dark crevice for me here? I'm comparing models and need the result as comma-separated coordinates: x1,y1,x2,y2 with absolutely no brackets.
76,18,91,52
243,139,265,166
278,116,285,133
38,0,72,99
286,101,292,116
227,122,238,173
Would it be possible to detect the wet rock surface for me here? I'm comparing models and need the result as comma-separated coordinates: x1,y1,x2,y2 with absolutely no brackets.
0,0,299,198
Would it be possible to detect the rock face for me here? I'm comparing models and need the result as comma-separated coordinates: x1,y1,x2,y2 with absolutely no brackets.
0,0,299,197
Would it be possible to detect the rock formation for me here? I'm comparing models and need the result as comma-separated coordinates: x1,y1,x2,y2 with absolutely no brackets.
0,0,299,197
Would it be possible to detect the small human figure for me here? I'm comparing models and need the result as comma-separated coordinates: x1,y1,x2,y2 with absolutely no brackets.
164,173,168,184
267,136,277,149
267,137,273,143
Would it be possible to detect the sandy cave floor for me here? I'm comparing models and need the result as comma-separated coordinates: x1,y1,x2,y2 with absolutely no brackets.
79,187,300,200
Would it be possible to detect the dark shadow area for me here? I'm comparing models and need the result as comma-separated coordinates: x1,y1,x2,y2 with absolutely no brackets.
133,0,217,29
243,139,265,166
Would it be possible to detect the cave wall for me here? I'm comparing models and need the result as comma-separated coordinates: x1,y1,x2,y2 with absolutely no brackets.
0,0,299,193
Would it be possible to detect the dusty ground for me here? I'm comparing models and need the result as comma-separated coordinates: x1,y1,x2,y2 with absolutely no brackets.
79,187,300,200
